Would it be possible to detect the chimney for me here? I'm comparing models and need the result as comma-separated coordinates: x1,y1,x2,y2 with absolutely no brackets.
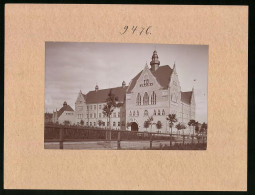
122,81,126,88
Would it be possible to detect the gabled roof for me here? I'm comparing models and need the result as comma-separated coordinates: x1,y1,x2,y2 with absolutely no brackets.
57,105,74,117
127,65,173,93
84,86,128,104
181,91,193,104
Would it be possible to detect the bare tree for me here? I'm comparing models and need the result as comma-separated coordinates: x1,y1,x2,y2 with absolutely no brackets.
102,89,122,130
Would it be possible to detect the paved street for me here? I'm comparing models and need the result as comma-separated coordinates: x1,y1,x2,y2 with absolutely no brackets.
44,138,203,150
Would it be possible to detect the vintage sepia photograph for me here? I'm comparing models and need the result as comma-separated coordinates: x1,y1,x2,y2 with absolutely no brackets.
44,42,208,150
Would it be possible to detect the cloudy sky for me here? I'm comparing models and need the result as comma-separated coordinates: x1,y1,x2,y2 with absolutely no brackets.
45,42,208,123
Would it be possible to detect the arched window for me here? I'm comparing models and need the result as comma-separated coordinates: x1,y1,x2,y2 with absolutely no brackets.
162,109,165,115
158,109,161,115
136,93,141,105
137,110,139,116
143,92,149,105
154,110,156,115
151,91,156,105
133,111,136,116
144,110,148,116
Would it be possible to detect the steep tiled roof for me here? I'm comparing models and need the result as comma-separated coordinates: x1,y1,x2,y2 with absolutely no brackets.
181,91,193,104
57,105,74,117
84,86,128,104
126,71,142,93
127,65,173,93
151,65,173,89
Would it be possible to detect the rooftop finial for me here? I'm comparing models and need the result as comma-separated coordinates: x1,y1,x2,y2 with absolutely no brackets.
95,84,99,92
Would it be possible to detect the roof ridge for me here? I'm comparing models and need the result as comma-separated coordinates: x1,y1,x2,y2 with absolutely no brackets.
87,86,127,93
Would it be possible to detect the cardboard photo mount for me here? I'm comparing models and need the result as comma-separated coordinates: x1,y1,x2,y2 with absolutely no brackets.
4,4,248,191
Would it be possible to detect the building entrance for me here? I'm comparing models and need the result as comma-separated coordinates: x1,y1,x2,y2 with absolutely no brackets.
131,122,138,131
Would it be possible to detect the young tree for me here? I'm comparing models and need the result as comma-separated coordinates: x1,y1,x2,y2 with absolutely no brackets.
98,120,103,127
176,122,186,145
147,116,155,132
200,122,207,143
194,121,200,143
166,114,178,147
188,119,196,135
166,114,178,134
102,90,123,130
156,121,162,133
176,123,182,134
80,120,84,126
144,120,150,131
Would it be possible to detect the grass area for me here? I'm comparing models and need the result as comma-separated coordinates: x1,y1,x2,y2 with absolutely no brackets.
153,142,207,150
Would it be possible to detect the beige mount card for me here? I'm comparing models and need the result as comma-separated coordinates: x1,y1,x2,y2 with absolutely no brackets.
4,4,247,191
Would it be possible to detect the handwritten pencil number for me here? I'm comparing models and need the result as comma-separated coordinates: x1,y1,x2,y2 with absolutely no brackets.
120,26,152,35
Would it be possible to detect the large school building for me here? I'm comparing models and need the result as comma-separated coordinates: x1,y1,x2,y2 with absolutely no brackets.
72,50,196,133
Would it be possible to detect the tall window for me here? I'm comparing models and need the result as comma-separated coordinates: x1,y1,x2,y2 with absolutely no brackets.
129,111,132,116
162,109,165,115
136,93,141,105
151,91,156,105
137,110,139,116
158,109,161,115
154,110,156,115
143,92,149,105
144,75,149,86
144,110,148,116
94,113,96,118
113,122,116,126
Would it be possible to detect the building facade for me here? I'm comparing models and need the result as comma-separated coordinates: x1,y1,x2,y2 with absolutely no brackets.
73,50,195,133
52,101,75,125
74,82,127,130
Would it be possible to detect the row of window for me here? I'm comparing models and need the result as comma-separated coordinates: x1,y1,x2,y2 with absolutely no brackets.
129,109,165,117
85,121,120,127
87,104,104,110
66,113,73,115
77,112,120,119
136,92,156,105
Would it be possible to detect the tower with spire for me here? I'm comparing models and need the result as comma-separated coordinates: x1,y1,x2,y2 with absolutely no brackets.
150,50,160,71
